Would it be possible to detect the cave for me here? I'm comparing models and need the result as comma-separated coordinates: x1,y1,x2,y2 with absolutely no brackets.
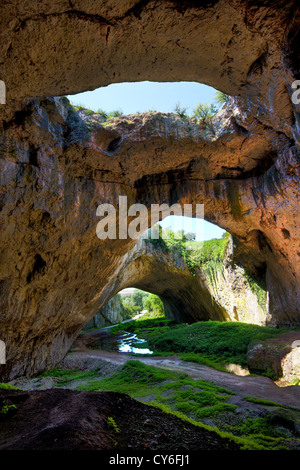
0,0,299,381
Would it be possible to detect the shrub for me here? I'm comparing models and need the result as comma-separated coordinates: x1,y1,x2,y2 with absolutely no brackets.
174,102,188,119
97,108,108,119
192,103,218,127
107,110,123,118
0,383,20,390
215,91,231,107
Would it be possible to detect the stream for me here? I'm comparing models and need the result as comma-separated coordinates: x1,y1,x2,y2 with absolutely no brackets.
84,327,252,375
86,330,154,355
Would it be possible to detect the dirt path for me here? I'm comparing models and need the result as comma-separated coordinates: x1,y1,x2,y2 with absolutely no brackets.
62,329,300,409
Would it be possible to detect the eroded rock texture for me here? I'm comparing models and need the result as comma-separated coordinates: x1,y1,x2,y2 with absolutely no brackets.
0,1,299,379
109,235,267,325
84,294,126,329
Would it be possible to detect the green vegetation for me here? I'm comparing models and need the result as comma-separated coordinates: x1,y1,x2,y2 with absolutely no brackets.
147,321,291,368
291,378,300,386
37,367,100,386
243,268,268,313
110,316,180,342
143,294,164,316
174,102,188,119
146,227,230,276
215,91,231,107
96,108,108,119
66,87,232,131
223,416,290,450
120,289,164,319
0,401,16,415
76,360,233,405
192,103,218,128
74,360,296,450
109,317,296,376
107,416,120,433
243,396,298,410
146,227,268,307
107,109,123,118
0,383,20,390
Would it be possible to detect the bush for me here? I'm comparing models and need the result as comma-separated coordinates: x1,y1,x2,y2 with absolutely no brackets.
174,102,188,119
215,91,231,107
107,110,123,118
192,103,218,127
97,108,108,119
148,321,291,367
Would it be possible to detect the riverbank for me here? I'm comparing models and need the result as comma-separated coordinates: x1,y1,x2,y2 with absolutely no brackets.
6,319,300,451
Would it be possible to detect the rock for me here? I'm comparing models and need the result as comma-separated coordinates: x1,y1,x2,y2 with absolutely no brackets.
84,294,126,329
247,331,300,381
0,389,241,450
269,407,300,435
109,234,267,325
0,2,299,380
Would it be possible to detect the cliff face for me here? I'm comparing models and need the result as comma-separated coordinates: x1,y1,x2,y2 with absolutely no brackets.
0,1,299,379
84,294,126,329
111,235,267,326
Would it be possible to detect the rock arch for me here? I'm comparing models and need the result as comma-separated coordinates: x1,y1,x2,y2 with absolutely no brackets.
0,1,299,379
108,235,267,326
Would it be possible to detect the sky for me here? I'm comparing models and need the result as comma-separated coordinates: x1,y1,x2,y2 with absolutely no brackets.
67,81,218,116
68,81,225,240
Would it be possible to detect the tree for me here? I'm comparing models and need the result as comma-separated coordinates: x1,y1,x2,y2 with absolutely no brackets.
192,103,218,127
132,290,145,309
174,102,188,119
144,294,164,315
215,91,230,107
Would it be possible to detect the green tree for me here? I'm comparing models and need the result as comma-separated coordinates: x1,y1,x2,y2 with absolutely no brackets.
192,103,218,127
144,294,164,315
174,102,188,119
215,91,230,107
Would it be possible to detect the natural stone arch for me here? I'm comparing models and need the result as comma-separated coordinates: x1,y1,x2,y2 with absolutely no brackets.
0,0,298,134
105,235,267,326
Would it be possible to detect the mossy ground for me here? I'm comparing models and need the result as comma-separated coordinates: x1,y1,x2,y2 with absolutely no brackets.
39,360,300,450
110,317,295,373
7,320,300,450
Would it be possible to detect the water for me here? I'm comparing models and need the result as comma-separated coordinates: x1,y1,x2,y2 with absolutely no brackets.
86,331,153,355
118,333,153,355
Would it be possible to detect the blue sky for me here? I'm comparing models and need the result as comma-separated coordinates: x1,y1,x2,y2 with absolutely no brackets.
159,215,225,241
67,81,219,116
68,81,225,240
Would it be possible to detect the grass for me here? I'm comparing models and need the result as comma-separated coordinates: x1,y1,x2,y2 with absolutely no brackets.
109,317,296,374
0,401,17,415
146,320,292,368
243,396,299,410
77,361,238,420
107,416,120,433
0,383,20,390
75,360,296,450
37,367,101,386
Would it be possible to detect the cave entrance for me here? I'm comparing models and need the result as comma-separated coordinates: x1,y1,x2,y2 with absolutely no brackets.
93,218,231,327
119,287,165,321
67,81,223,117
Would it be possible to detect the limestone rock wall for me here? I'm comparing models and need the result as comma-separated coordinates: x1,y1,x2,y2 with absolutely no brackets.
0,94,299,381
112,235,267,326
84,294,126,329
0,1,299,379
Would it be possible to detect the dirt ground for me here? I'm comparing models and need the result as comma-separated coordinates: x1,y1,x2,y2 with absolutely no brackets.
3,328,300,452
0,388,240,451
63,328,300,409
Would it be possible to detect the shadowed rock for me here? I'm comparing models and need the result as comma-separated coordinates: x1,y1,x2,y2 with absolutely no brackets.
0,1,299,380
